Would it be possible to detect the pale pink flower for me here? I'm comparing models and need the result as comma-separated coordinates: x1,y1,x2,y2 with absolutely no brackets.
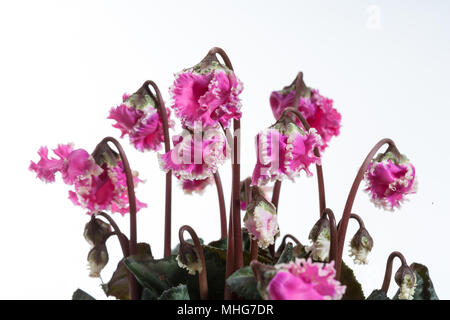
364,152,417,210
270,88,341,151
267,258,346,300
158,127,229,180
108,92,173,152
170,66,243,129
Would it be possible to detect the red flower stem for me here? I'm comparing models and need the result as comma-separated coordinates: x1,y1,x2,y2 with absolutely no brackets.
95,212,129,257
213,172,227,239
268,180,282,257
224,197,234,300
209,47,243,273
321,208,338,263
279,233,302,247
335,138,400,279
280,106,326,216
381,251,409,293
100,137,139,300
142,80,172,258
179,225,208,300
337,213,365,230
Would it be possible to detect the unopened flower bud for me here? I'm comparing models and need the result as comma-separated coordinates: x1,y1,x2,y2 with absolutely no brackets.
176,241,202,275
395,265,416,300
244,187,280,249
307,217,330,262
349,228,374,265
83,216,112,248
87,243,109,278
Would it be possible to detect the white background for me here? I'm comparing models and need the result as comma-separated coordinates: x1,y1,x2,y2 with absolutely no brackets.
0,0,449,299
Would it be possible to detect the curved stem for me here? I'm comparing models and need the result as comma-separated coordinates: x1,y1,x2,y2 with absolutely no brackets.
179,225,208,300
95,212,129,257
213,172,227,239
321,208,338,263
99,137,139,300
280,104,326,215
337,213,365,231
142,80,172,258
335,138,399,279
209,47,243,274
275,233,301,258
381,251,408,293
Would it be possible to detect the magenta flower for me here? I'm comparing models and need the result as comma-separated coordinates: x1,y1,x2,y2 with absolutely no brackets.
251,120,322,186
364,151,417,210
158,127,229,180
270,88,341,151
267,258,346,300
180,177,213,195
108,93,174,152
170,63,243,129
30,143,147,215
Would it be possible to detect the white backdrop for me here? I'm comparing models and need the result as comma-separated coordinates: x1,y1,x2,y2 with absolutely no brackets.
0,0,449,299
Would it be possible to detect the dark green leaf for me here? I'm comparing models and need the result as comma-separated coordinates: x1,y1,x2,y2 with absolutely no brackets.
72,289,95,300
158,284,190,300
141,287,159,300
125,255,189,296
276,242,294,264
340,261,365,300
103,243,153,300
226,266,262,300
366,289,390,300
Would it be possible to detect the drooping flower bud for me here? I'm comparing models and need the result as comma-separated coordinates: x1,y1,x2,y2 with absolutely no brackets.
83,215,112,248
270,74,341,152
170,52,243,129
87,243,109,278
395,265,416,300
364,151,417,210
251,116,322,186
176,241,202,275
349,227,374,265
265,258,346,300
108,87,174,152
307,216,331,262
244,187,280,249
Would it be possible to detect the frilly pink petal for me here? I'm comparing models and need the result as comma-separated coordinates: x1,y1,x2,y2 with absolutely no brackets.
108,104,143,138
29,146,63,183
268,271,324,300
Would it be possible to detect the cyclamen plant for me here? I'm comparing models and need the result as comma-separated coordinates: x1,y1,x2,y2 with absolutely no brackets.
31,47,438,301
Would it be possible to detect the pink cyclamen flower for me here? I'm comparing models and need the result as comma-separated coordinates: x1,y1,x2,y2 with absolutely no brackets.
170,62,243,129
159,126,229,180
251,119,322,186
270,88,341,151
364,151,417,210
108,92,174,152
30,143,147,215
267,258,346,300
180,177,213,195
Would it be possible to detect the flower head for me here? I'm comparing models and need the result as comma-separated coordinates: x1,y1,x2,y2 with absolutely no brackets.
270,76,341,151
267,258,346,300
108,88,174,152
30,143,147,215
87,243,109,278
307,216,331,262
158,126,229,180
349,228,373,265
244,187,279,249
364,151,417,210
170,57,243,129
251,117,322,186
